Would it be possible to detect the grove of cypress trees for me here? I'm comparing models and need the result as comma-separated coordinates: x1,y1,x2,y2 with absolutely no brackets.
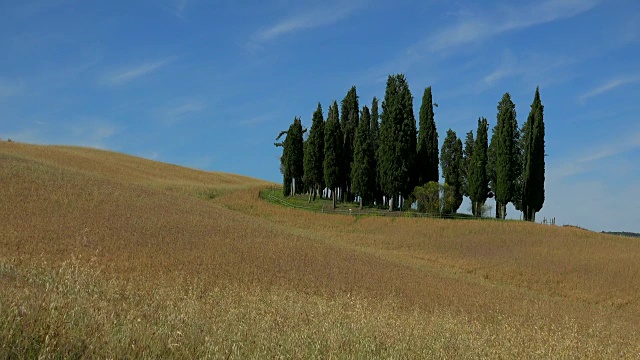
522,87,545,221
351,106,375,209
340,86,359,202
440,129,464,214
303,103,325,202
324,101,343,209
417,86,439,186
467,117,489,217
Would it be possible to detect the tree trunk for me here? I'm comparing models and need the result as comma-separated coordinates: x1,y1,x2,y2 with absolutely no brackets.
389,196,393,212
332,188,337,209
359,196,363,210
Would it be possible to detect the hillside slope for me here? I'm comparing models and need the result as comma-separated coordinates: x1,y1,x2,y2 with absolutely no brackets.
1,142,639,358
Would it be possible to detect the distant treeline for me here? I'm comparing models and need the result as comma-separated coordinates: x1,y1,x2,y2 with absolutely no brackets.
275,74,545,222
602,232,640,238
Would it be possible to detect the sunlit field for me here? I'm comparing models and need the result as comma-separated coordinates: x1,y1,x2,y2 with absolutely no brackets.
2,141,639,358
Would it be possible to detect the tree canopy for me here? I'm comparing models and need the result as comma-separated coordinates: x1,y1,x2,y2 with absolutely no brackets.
417,86,439,186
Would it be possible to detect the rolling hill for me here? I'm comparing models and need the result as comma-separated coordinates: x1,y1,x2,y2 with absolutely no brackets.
1,141,639,358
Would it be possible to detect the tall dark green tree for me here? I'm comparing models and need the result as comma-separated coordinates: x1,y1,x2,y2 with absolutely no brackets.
303,103,325,202
324,101,343,209
378,74,416,211
340,86,359,202
440,129,464,214
493,93,520,219
288,117,305,195
462,130,475,198
370,96,383,206
513,121,527,214
417,86,439,185
275,117,304,196
351,106,375,209
487,128,498,218
522,87,545,221
467,117,489,217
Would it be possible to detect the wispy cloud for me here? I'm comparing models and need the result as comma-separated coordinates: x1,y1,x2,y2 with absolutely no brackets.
103,58,173,86
482,51,576,88
249,2,362,48
548,129,640,181
4,117,118,149
157,99,207,125
238,114,275,127
69,119,117,148
425,0,600,53
172,0,189,19
363,0,597,85
579,75,640,102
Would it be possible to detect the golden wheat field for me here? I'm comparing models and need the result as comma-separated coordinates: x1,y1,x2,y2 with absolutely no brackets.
1,141,640,358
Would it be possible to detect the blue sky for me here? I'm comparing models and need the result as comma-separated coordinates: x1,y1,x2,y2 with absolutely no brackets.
1,0,639,232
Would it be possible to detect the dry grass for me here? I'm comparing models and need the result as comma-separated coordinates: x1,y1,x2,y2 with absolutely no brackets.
2,141,640,358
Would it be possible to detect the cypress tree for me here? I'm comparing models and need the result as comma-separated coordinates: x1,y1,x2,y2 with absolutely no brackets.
303,103,325,201
417,86,439,186
370,96,383,207
288,117,304,195
522,87,545,221
462,130,475,198
274,118,303,197
379,74,415,211
494,93,519,219
399,80,417,205
275,129,289,196
351,106,375,209
487,127,498,217
440,129,464,214
340,86,359,202
467,117,489,217
324,101,343,209
513,120,527,214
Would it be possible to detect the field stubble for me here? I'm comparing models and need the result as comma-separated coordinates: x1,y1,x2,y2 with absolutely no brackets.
1,142,640,358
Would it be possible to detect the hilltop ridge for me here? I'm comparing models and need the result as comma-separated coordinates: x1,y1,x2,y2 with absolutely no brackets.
2,141,640,357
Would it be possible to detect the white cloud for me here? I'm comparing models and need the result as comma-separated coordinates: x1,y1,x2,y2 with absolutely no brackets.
238,114,274,127
69,120,117,148
249,2,362,47
157,99,207,125
363,0,597,85
425,0,600,53
171,0,188,19
579,75,640,102
547,129,640,182
103,58,173,86
4,117,118,149
481,51,576,90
